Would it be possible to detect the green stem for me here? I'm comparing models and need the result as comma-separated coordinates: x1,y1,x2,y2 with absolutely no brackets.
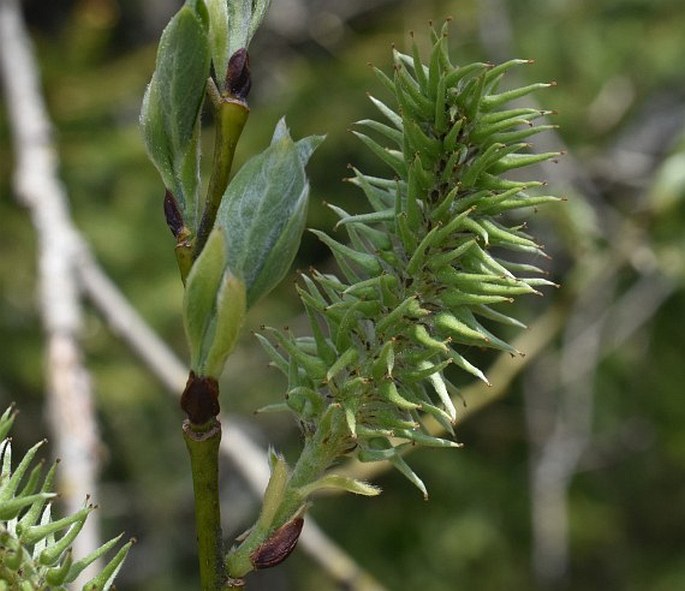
195,81,250,257
183,419,224,591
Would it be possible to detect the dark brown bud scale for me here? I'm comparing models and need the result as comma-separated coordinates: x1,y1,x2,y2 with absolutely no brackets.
250,517,304,569
163,189,184,238
180,371,220,425
226,48,251,100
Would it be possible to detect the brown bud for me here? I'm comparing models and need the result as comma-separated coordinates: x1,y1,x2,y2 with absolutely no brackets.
163,190,184,238
180,371,220,425
226,48,251,100
250,517,304,569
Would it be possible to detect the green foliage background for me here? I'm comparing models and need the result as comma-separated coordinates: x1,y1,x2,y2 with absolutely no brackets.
1,0,685,589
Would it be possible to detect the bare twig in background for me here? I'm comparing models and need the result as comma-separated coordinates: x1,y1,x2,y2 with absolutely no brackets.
475,0,679,586
525,259,675,586
526,263,617,585
0,0,101,584
77,252,188,394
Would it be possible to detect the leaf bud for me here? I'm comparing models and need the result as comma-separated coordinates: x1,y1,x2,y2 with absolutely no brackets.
226,48,251,100
180,372,220,425
163,190,185,238
250,516,304,570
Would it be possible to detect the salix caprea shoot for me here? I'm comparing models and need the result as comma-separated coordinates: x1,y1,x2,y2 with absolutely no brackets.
139,1,560,588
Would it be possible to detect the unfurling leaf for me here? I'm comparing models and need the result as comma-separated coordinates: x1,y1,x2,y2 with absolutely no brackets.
183,229,247,378
140,5,210,231
214,119,324,307
297,474,382,497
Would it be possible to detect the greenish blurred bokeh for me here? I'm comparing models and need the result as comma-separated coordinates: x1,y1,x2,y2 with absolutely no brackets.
1,0,685,590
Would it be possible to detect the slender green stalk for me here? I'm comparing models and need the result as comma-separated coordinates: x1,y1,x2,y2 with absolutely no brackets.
195,81,249,258
183,419,224,591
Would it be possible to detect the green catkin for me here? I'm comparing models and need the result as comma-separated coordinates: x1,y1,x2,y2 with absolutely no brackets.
261,24,558,496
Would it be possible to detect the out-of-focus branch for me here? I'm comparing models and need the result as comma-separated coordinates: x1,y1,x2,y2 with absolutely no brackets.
481,0,678,573
525,260,675,586
0,0,101,585
76,251,188,394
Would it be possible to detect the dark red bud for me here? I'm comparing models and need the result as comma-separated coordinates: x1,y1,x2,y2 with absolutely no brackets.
250,517,304,569
163,190,184,238
226,48,251,100
180,371,220,425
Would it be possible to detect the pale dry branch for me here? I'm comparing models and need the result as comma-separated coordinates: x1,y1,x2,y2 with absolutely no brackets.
525,263,675,585
76,251,188,394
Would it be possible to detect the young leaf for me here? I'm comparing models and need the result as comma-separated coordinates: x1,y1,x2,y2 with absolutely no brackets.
215,120,324,307
140,5,210,229
183,229,247,377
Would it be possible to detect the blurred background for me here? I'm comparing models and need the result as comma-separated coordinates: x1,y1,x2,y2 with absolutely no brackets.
1,0,685,589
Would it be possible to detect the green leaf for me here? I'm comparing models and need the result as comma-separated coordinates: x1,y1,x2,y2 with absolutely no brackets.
256,453,289,530
297,474,382,497
227,0,273,57
215,119,324,306
202,268,247,378
155,7,209,149
206,0,229,82
183,229,247,377
140,5,210,228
